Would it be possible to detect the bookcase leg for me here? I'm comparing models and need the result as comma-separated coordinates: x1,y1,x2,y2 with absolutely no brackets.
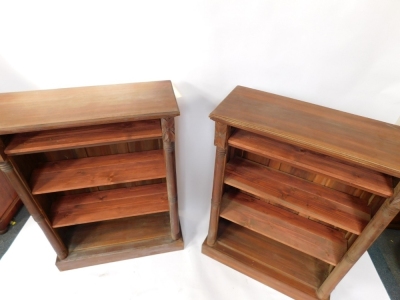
317,184,400,299
0,160,68,259
161,118,181,240
207,123,229,246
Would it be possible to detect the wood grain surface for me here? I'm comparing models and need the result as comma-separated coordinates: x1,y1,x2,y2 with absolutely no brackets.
220,190,347,265
202,219,329,299
5,120,162,155
229,129,393,197
225,157,370,234
0,81,179,134
31,150,166,194
210,86,400,177
51,183,169,227
56,212,183,271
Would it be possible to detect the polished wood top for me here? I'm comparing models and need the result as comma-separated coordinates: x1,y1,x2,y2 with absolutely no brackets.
210,86,400,177
0,81,179,134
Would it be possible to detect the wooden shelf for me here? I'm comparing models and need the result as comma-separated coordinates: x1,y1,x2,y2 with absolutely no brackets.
220,190,347,265
229,129,393,198
56,212,183,271
51,183,169,227
202,220,329,300
31,150,166,194
224,157,370,235
5,120,162,155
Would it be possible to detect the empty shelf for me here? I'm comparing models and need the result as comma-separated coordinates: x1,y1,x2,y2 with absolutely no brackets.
5,120,162,155
224,157,371,235
31,150,166,194
57,212,183,271
220,190,347,265
228,129,393,198
51,183,169,227
202,220,330,300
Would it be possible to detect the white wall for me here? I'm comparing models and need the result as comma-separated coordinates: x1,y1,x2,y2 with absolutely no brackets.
0,1,398,298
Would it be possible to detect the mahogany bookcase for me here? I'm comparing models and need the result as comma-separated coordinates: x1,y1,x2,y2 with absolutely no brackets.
0,81,183,270
202,86,400,299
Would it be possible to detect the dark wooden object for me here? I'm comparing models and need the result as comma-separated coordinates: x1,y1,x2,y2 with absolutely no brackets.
0,81,183,270
202,86,400,300
0,170,22,234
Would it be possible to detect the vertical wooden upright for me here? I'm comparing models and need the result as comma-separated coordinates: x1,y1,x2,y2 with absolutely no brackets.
0,142,67,258
207,122,229,245
161,117,181,240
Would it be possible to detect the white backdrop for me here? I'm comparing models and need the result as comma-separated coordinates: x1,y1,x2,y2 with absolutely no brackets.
0,1,398,299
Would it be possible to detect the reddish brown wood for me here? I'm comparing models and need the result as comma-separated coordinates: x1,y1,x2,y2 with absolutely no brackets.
206,86,398,299
0,171,22,234
202,220,329,299
0,81,179,134
0,160,68,259
0,82,183,270
210,86,400,178
229,129,393,197
207,122,230,245
220,190,347,265
31,150,166,194
161,118,180,240
56,213,184,271
51,183,169,227
5,120,162,155
225,157,370,234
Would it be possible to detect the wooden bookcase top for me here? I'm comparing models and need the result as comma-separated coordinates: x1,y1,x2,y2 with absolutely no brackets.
210,85,400,177
0,80,179,134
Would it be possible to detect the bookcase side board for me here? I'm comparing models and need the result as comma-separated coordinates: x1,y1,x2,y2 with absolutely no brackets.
202,86,400,300
0,81,184,271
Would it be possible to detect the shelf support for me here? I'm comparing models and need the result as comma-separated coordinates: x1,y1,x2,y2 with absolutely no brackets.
207,122,230,245
0,160,68,260
161,117,181,240
317,182,400,300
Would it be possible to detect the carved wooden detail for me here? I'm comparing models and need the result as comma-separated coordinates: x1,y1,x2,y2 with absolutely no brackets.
214,122,229,149
161,118,175,143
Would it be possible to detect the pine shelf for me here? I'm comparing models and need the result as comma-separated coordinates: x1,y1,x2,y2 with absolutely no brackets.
0,81,183,270
204,86,400,300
